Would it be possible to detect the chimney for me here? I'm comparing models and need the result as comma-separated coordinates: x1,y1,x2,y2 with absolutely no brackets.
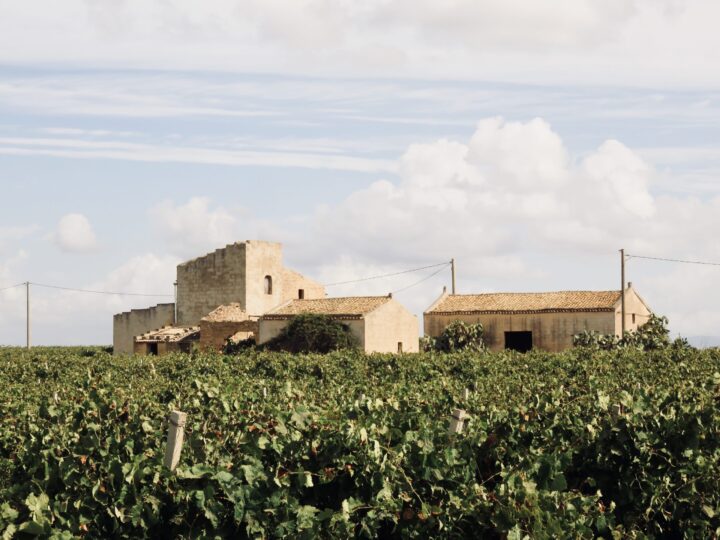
388,292,392,298
627,281,632,289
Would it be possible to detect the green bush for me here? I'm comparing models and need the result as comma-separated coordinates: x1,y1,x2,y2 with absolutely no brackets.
264,313,359,354
223,336,256,355
434,320,486,352
573,314,692,352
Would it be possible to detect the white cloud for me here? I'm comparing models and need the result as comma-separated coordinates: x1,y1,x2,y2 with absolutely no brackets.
0,1,717,86
53,213,97,253
0,252,178,345
151,197,239,258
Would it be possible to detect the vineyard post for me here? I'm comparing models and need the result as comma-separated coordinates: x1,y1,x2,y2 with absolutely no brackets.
164,411,187,471
620,249,626,337
449,408,467,434
463,388,470,400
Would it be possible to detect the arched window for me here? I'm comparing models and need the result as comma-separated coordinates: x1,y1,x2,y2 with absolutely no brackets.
264,275,273,295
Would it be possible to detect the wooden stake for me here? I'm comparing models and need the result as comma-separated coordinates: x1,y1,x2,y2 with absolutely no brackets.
164,411,187,471
463,388,470,400
449,408,467,434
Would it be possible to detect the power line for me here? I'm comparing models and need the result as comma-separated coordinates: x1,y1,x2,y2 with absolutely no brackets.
0,282,25,293
324,261,450,287
29,282,173,297
626,254,720,267
393,263,451,294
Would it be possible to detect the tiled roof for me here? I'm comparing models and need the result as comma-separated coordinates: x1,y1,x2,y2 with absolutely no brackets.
264,296,391,318
135,326,200,343
201,303,252,323
427,291,622,314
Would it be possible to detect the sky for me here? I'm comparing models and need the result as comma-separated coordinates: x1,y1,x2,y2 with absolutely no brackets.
1,0,720,345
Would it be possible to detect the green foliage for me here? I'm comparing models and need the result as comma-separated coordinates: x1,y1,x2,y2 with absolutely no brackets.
573,314,693,352
1,346,720,537
434,320,486,352
223,336,256,355
264,314,359,354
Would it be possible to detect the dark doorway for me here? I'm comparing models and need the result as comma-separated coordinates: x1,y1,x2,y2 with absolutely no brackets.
148,342,159,356
505,331,532,353
298,289,305,299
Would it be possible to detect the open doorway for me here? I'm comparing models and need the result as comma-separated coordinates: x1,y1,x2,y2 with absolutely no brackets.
148,342,159,356
505,331,532,353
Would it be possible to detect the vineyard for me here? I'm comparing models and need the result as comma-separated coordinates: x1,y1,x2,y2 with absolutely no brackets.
1,346,719,538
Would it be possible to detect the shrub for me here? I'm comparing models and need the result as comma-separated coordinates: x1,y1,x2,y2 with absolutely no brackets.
223,336,256,355
573,314,692,352
434,320,486,353
264,314,359,354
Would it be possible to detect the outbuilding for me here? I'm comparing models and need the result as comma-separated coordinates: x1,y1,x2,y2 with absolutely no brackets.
199,303,259,351
424,285,651,352
258,295,419,353
134,325,200,355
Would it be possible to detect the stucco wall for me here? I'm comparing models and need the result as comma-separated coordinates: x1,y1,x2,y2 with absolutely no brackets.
424,311,615,352
176,243,247,325
113,303,175,355
258,317,365,348
364,299,419,353
614,287,652,336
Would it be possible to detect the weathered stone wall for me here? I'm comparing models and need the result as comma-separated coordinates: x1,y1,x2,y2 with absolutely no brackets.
176,243,248,325
424,311,615,352
364,299,419,353
176,240,325,326
113,303,175,355
199,320,258,351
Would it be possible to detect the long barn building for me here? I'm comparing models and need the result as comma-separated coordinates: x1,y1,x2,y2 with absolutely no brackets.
424,286,651,352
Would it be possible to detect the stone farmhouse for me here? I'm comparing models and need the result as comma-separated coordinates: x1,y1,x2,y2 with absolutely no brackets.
113,240,324,354
258,296,419,353
424,285,651,352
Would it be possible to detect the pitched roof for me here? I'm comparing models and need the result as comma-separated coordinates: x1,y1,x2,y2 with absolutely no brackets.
135,326,200,343
201,303,252,323
427,291,622,314
264,296,391,319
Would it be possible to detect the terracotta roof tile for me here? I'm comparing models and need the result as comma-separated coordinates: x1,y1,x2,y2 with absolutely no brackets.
201,303,252,323
265,296,391,318
135,326,200,343
428,291,622,314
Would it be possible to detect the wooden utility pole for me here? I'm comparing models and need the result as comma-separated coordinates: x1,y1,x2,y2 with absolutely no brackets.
451,258,456,294
620,249,626,337
25,281,30,349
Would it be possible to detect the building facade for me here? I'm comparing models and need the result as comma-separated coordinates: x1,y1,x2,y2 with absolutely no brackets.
424,286,651,352
112,240,325,354
258,295,420,354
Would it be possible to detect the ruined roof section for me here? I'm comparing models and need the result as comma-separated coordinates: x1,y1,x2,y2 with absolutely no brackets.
201,303,252,323
135,326,200,343
265,296,391,318
427,291,622,314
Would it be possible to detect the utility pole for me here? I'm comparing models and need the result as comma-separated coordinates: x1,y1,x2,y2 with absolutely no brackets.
450,258,456,294
620,249,626,338
26,281,30,349
173,281,178,324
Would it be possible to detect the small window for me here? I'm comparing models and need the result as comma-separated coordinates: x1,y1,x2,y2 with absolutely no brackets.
264,275,273,295
632,313,636,324
298,289,305,299
397,342,403,354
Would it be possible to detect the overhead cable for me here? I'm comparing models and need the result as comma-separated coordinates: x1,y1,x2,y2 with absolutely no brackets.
393,263,451,294
30,282,174,297
324,261,450,287
626,254,720,267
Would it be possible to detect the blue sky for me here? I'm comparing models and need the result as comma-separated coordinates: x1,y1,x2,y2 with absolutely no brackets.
1,1,719,345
